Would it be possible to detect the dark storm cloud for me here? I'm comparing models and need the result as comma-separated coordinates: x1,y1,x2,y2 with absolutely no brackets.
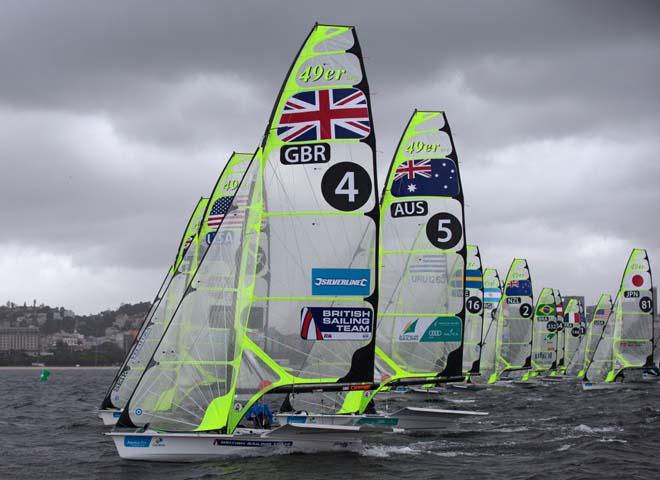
0,0,658,311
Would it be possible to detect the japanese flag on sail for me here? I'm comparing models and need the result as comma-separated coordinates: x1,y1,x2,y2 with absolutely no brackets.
624,271,651,290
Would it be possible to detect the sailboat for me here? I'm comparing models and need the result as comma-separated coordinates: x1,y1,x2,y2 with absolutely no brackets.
276,111,487,430
109,23,387,461
577,294,612,379
457,267,503,389
521,287,559,383
463,245,485,378
97,196,209,425
97,153,251,425
583,248,654,390
488,258,534,384
544,289,567,381
565,298,587,377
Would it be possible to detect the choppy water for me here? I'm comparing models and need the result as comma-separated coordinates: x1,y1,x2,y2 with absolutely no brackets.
1,368,659,479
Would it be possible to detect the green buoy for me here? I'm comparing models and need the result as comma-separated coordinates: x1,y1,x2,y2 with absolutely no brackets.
39,369,50,382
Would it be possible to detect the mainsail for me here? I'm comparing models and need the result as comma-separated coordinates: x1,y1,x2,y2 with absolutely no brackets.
585,249,654,383
360,111,465,405
563,298,585,375
566,298,588,376
550,288,565,375
100,196,208,411
611,249,654,378
106,152,252,412
489,258,533,383
584,295,616,383
528,287,558,376
578,294,612,379
477,268,502,382
463,245,484,376
117,24,380,433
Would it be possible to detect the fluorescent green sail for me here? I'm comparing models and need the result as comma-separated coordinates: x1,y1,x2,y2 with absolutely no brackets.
120,24,380,434
585,249,654,383
474,268,502,383
489,258,533,383
527,287,559,377
610,249,654,379
578,294,612,379
108,153,252,411
549,289,565,376
463,245,484,376
100,196,207,410
343,110,465,413
565,298,587,376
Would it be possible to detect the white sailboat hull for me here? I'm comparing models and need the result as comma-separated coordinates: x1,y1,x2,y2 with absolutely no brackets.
581,382,628,391
97,409,122,426
107,424,363,461
446,383,489,392
276,407,488,432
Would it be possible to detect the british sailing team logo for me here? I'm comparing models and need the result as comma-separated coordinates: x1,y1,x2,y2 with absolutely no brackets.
300,307,373,341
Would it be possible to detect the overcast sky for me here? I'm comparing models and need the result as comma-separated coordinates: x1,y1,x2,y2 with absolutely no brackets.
1,1,658,314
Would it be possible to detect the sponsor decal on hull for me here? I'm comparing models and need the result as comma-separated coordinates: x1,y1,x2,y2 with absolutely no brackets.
212,439,294,448
124,436,152,448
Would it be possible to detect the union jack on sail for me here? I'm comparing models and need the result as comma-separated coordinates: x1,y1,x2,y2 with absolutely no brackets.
277,88,370,142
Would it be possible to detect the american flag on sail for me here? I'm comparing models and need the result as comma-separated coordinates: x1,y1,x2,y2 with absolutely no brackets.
206,195,248,230
277,88,370,142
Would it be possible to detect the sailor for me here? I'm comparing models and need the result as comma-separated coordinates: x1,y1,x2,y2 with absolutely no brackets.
245,402,273,429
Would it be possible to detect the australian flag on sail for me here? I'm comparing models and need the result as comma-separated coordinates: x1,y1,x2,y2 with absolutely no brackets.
277,88,370,142
505,279,532,297
391,158,460,198
465,269,483,289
